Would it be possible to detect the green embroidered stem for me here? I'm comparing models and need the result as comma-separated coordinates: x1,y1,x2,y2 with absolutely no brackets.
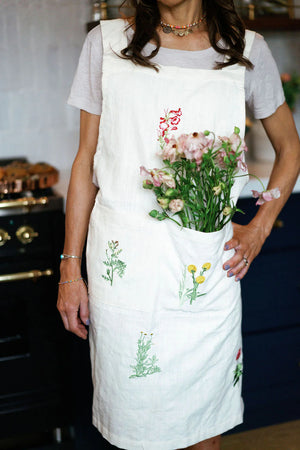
129,332,161,379
233,363,243,386
102,240,126,285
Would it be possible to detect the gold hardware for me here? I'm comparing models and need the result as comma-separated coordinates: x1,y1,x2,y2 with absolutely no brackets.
273,218,284,229
0,228,11,246
0,269,53,283
0,197,48,210
16,225,39,244
249,4,255,20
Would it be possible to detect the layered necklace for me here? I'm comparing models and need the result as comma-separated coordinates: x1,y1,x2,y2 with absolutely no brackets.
160,16,205,37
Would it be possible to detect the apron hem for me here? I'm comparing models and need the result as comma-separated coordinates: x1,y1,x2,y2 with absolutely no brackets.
92,413,244,450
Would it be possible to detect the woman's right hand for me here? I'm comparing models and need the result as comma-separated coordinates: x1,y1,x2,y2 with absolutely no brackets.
57,269,89,340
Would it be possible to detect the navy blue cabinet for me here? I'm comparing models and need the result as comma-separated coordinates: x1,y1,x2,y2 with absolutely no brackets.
231,192,300,432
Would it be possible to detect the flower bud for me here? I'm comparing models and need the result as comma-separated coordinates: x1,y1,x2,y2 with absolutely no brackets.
157,197,170,210
165,188,178,198
213,185,222,196
142,179,153,190
223,206,232,216
234,126,240,135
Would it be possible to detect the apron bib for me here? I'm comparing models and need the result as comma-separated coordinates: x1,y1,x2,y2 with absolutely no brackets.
87,18,255,450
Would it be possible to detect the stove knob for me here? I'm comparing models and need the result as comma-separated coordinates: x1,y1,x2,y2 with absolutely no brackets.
16,225,39,244
0,228,11,246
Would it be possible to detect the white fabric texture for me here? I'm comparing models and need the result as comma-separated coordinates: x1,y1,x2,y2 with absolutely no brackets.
67,21,285,119
85,18,253,449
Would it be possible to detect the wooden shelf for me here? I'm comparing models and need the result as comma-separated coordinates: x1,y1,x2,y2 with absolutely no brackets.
243,17,300,31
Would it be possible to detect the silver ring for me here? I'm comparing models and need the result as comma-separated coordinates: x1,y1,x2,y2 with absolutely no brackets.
243,257,249,266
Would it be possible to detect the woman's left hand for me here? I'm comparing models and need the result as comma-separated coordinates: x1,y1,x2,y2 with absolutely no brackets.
223,221,267,281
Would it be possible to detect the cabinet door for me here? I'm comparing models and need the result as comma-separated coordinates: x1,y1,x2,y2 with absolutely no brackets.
241,248,300,332
240,327,300,429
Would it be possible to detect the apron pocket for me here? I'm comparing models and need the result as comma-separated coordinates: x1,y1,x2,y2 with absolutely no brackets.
87,202,162,313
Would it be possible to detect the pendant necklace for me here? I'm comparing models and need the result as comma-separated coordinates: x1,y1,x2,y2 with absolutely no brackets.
160,16,205,37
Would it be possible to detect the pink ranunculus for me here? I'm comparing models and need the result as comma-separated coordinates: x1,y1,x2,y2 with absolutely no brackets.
251,187,281,205
183,132,210,162
177,133,189,156
161,173,176,189
162,136,179,163
219,133,247,153
169,199,184,213
151,169,165,187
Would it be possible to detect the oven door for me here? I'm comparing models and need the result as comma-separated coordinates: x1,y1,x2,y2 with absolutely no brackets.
0,259,72,437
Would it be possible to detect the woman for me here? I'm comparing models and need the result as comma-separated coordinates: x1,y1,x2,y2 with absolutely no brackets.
57,0,300,448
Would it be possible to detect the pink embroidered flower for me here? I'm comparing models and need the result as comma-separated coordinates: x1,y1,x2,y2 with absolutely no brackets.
251,187,281,205
236,348,241,360
169,199,184,213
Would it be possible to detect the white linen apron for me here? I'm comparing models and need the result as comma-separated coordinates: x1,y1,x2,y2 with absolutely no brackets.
86,18,255,450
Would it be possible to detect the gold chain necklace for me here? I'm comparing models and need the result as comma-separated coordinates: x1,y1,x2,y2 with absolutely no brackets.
160,16,205,37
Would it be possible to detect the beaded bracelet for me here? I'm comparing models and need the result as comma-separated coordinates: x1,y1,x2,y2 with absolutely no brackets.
58,277,84,286
60,254,82,260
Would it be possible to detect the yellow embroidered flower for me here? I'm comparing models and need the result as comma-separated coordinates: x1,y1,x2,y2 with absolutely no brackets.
196,276,205,284
202,263,211,270
188,264,197,273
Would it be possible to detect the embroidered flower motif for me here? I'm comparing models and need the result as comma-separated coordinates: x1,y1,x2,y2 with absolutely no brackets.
196,275,205,284
129,332,161,379
233,347,243,386
179,262,211,305
157,108,182,150
102,240,126,286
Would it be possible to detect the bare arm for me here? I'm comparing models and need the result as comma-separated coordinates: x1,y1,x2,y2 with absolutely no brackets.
57,110,100,339
223,102,300,280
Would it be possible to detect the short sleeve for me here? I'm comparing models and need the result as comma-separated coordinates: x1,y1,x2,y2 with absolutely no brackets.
245,33,285,119
67,24,103,115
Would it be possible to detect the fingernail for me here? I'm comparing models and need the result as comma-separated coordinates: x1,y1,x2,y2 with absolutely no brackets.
224,264,230,270
86,319,90,326
225,245,230,250
236,277,240,282
229,272,234,277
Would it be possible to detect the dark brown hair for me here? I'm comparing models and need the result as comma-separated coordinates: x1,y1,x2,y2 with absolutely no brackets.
119,0,254,71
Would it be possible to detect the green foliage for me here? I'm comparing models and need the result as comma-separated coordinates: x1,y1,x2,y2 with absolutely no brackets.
129,332,161,378
282,73,300,110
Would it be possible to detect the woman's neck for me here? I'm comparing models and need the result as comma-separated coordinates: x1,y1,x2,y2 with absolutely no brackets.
157,0,203,26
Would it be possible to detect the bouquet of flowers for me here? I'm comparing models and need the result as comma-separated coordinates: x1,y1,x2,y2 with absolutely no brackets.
140,108,280,233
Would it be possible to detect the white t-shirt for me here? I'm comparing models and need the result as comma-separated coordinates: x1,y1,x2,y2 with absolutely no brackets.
67,22,285,120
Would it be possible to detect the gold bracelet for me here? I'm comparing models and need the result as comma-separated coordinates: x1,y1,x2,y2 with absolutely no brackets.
58,277,84,285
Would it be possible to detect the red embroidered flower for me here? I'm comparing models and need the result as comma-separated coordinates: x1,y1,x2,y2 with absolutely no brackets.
236,348,241,360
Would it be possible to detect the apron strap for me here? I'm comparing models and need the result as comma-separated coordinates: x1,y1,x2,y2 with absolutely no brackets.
100,18,129,55
222,29,256,71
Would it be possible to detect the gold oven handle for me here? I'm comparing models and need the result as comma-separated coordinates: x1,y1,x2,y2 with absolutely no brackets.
0,197,48,209
0,269,53,283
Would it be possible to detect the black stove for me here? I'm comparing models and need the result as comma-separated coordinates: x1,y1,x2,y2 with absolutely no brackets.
0,159,72,440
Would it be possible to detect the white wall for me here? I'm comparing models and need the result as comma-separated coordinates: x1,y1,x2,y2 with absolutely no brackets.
0,1,299,198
